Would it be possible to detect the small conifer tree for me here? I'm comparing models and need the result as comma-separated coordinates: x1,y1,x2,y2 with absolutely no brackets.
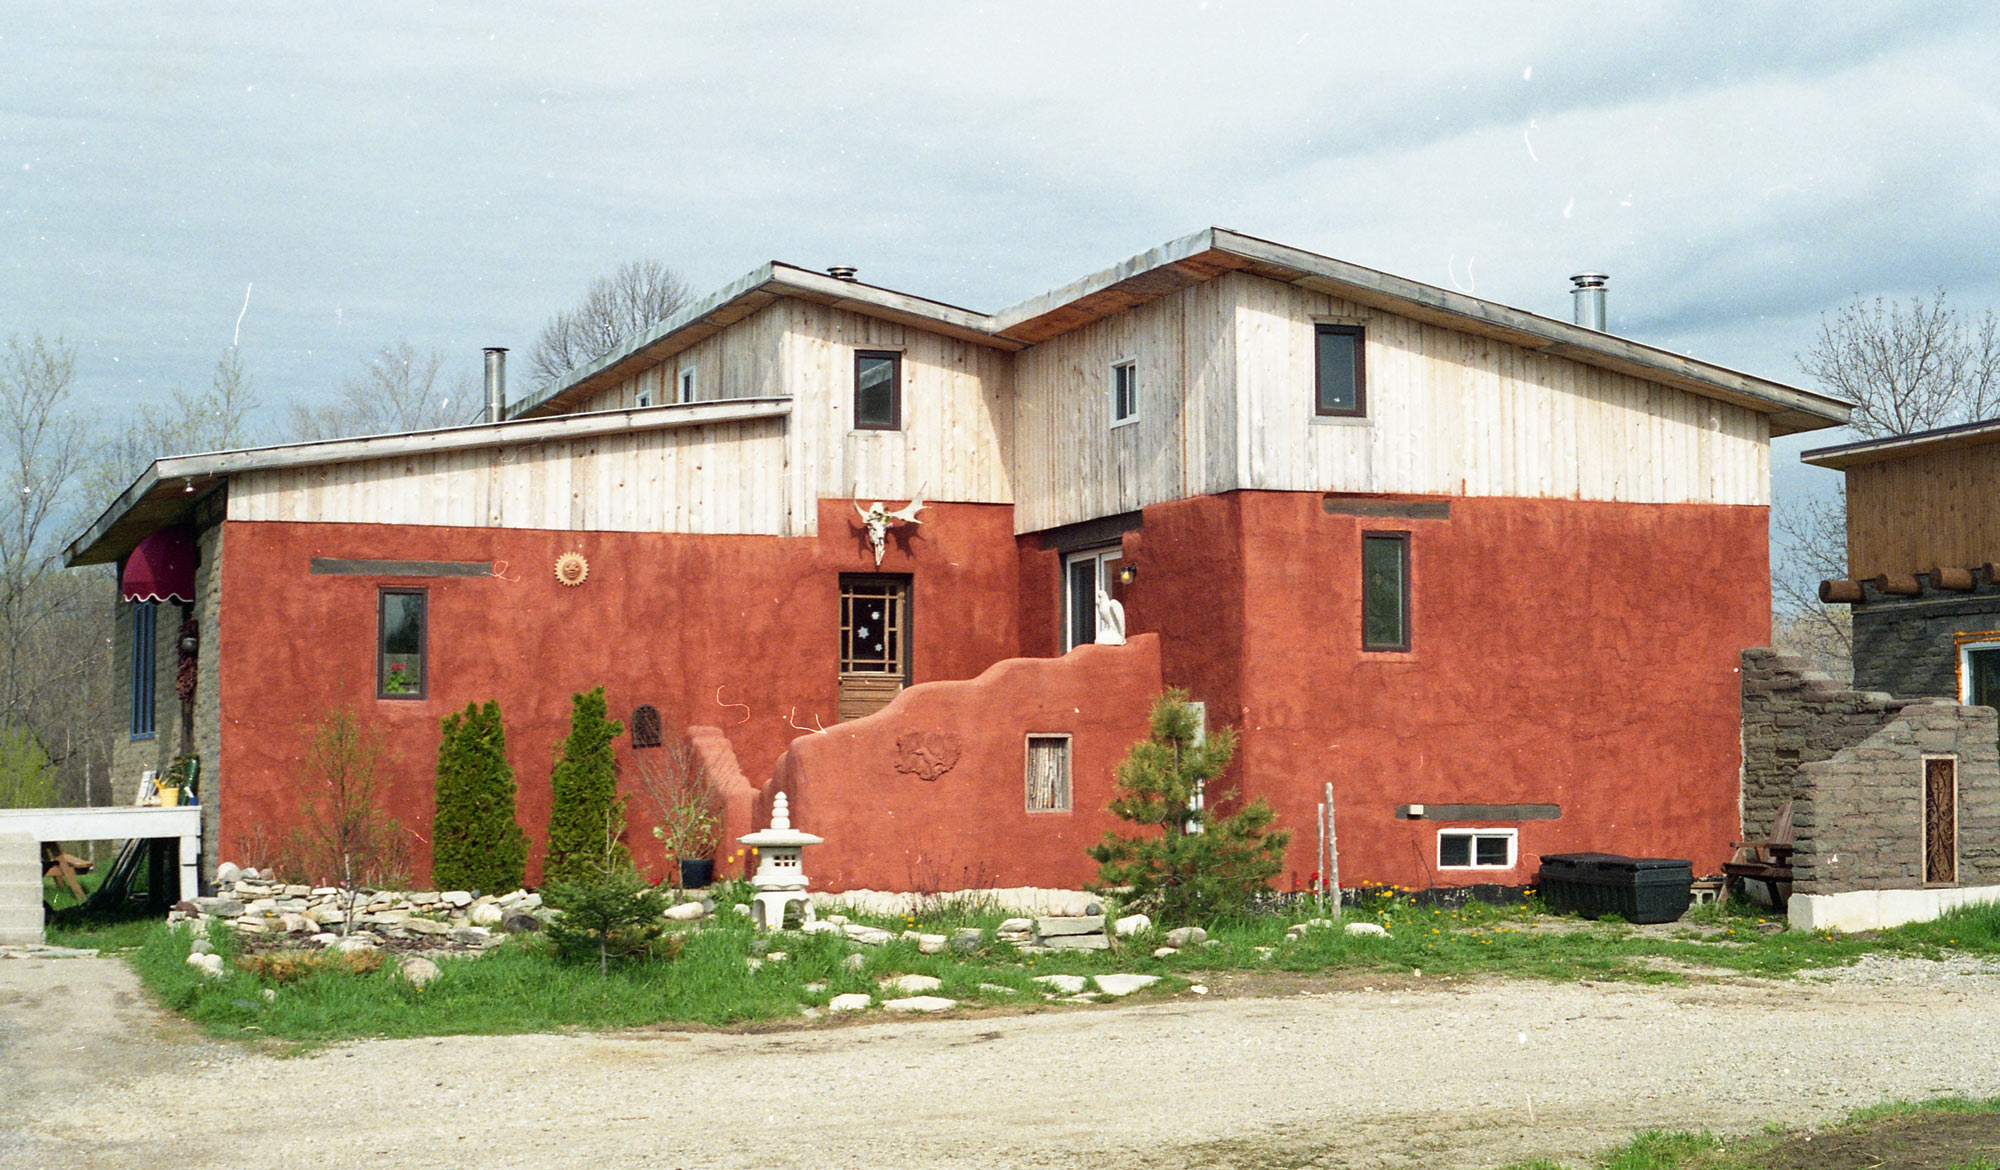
542,858,670,975
430,700,528,894
1088,688,1290,924
543,686,627,884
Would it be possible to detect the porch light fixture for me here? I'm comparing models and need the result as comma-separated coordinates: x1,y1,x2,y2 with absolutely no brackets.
1117,564,1137,585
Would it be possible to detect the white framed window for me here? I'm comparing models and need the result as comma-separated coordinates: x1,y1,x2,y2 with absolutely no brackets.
635,386,652,408
677,366,696,404
1025,734,1071,812
1110,359,1138,427
1957,634,2000,708
1437,828,1516,870
1063,545,1122,651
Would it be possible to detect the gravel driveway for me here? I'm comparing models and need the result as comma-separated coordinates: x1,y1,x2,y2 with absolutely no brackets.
4,953,1998,1169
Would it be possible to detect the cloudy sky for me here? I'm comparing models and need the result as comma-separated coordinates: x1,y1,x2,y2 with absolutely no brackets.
7,2,1999,506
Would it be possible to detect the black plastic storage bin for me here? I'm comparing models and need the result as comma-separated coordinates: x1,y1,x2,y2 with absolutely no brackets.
1535,853,1693,924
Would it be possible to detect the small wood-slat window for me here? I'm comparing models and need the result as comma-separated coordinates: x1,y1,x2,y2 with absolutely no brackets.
631,705,662,749
1026,735,1071,812
1362,532,1410,652
839,575,910,720
1924,756,1958,885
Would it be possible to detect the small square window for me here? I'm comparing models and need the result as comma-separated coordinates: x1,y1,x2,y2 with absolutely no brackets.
1111,360,1138,426
1316,324,1366,417
378,588,427,700
635,387,652,408
854,350,901,430
678,367,696,404
1438,829,1516,870
1026,735,1071,812
1362,532,1409,652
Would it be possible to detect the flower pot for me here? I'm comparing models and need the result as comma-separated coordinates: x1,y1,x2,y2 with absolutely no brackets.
678,858,715,890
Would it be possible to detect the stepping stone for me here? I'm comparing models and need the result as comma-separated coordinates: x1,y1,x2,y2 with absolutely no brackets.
1031,974,1087,994
1093,973,1159,997
883,974,942,994
882,996,956,1013
828,993,872,1012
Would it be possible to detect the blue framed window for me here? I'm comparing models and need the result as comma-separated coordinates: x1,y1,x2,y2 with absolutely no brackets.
131,601,157,739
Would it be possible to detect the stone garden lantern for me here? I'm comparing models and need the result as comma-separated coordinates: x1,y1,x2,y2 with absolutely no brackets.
738,791,822,930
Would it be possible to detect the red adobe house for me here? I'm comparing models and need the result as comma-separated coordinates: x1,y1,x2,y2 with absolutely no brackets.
68,228,1849,893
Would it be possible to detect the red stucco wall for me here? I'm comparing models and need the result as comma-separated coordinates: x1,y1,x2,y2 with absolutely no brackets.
765,636,1163,892
213,500,1021,884
1105,491,1770,890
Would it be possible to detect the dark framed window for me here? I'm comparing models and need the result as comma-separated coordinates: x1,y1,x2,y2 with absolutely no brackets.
1315,323,1366,417
631,704,663,749
1111,360,1137,425
378,588,427,699
854,350,902,431
131,601,157,739
838,574,911,721
1361,532,1409,652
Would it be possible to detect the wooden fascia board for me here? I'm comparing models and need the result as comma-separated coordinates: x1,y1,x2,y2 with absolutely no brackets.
65,398,793,567
990,227,1221,340
1801,419,2000,470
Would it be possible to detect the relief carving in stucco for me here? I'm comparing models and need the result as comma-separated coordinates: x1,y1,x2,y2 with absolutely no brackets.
892,730,961,782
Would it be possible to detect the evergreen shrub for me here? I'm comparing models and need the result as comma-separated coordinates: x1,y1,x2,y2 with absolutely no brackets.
430,700,528,894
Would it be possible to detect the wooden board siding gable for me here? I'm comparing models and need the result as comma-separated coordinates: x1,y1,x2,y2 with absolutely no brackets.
1841,441,2000,580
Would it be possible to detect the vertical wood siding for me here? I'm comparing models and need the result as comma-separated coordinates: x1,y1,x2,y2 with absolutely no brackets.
577,302,788,412
782,301,1014,535
1843,442,2000,579
226,418,793,535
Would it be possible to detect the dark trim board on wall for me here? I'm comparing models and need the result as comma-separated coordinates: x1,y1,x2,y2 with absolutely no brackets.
310,559,494,578
1037,511,1142,553
1396,803,1561,821
1324,496,1452,521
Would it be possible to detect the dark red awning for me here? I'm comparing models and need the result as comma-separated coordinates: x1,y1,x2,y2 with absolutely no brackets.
121,526,196,603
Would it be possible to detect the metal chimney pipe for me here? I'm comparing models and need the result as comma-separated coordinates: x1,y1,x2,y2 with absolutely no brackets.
826,265,858,282
483,347,508,423
1570,273,1608,331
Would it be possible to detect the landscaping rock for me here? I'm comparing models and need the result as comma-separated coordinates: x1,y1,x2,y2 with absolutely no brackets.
1164,927,1207,948
843,924,893,946
1035,914,1104,937
951,928,983,954
215,862,241,885
842,953,868,972
732,903,751,917
801,919,843,936
827,993,872,1012
1345,922,1389,938
1114,914,1151,936
397,957,440,989
190,952,225,978
333,937,379,953
402,918,451,936
261,988,276,1003
664,901,707,922
441,890,473,908
882,996,955,1013
499,911,541,934
189,938,214,956
916,934,947,955
1153,946,1179,959
309,933,338,948
1094,974,1159,997
470,903,504,927
997,917,1033,935
448,927,491,946
1032,974,1088,994
766,952,788,963
883,974,942,994
193,897,243,917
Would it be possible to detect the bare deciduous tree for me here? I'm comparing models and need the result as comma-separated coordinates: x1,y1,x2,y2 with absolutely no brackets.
1799,290,2000,439
1775,289,2000,681
285,338,478,441
90,347,263,501
527,259,694,391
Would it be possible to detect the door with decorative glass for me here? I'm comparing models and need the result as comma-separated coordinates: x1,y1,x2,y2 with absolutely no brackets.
839,575,910,721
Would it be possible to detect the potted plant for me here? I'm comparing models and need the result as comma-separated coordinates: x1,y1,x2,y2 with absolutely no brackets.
634,737,721,889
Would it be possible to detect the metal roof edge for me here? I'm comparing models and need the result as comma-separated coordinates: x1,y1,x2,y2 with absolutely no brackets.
1800,416,2000,470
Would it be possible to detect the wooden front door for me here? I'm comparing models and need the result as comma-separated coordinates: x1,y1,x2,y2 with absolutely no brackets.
839,575,910,721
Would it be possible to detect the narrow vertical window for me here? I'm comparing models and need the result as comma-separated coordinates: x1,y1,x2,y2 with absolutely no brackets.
1315,324,1366,417
378,589,427,700
838,574,911,720
678,366,696,404
1025,735,1072,812
854,350,901,430
1111,359,1138,426
1924,757,1958,884
131,601,157,739
1361,532,1409,651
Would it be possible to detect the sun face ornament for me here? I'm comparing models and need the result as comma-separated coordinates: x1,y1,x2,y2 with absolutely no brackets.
554,551,590,587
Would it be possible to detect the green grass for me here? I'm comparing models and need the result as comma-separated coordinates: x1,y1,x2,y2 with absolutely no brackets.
1502,1095,2000,1170
76,885,2000,1047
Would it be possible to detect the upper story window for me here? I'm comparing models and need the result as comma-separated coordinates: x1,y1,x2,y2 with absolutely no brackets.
1361,532,1409,652
854,350,901,431
635,386,652,408
1111,359,1138,426
378,588,427,700
131,601,157,739
678,366,696,404
1315,324,1366,417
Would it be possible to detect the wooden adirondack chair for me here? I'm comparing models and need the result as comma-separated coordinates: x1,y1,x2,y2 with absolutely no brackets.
1721,799,1795,910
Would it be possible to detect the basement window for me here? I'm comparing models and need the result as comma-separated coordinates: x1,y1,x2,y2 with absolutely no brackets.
1438,829,1516,870
378,589,427,700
